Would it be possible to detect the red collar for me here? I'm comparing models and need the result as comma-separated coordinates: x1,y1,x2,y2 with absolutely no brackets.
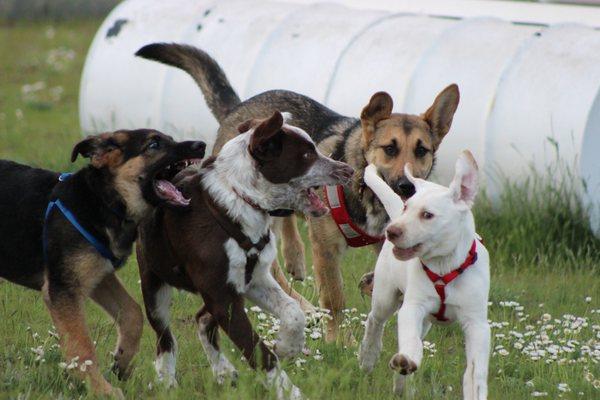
323,185,385,248
421,240,479,322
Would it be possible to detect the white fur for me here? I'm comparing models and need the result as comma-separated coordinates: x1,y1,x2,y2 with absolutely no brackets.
202,119,318,237
223,233,277,293
359,151,490,400
151,284,178,387
267,368,303,400
155,346,177,388
247,273,305,358
197,318,237,385
152,284,172,325
198,123,306,396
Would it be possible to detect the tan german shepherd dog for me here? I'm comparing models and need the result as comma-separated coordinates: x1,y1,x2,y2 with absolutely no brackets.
136,43,460,342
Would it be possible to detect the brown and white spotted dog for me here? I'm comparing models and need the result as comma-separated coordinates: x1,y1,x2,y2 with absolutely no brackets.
0,130,205,398
136,112,353,399
136,43,460,342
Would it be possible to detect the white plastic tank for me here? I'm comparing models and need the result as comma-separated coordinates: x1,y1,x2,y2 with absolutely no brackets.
79,0,600,233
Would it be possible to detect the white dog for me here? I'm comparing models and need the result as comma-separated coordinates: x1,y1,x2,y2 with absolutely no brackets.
358,150,490,400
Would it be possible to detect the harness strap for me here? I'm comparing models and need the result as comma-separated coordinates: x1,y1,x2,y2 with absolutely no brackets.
323,185,384,248
203,190,270,284
43,173,124,268
421,240,479,322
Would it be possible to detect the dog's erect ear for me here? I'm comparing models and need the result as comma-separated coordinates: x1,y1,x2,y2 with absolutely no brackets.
449,150,478,207
422,84,459,149
360,92,393,146
249,111,284,159
71,133,121,168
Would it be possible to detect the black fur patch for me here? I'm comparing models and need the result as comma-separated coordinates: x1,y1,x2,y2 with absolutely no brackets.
106,19,128,38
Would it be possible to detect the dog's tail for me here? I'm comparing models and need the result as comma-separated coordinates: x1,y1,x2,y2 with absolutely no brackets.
136,43,240,123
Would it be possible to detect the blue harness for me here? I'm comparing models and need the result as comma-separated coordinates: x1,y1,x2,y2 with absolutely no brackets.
43,173,124,268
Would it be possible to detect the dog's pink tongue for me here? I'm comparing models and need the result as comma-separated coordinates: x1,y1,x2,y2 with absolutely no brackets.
155,180,190,206
307,188,329,217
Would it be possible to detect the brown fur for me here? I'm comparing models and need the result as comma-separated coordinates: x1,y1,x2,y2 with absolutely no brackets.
278,85,460,340
134,42,459,341
213,86,460,341
1,129,205,397
114,156,150,220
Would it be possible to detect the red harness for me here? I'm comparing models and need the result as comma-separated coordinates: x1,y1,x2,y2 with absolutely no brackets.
323,185,385,248
421,240,479,322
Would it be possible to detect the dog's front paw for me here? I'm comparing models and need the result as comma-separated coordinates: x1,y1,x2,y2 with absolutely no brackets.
358,343,377,373
212,354,238,385
389,353,417,375
283,246,306,281
156,372,178,388
358,272,375,297
284,258,306,281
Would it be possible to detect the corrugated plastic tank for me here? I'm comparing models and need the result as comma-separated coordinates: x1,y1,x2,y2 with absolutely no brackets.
79,0,600,233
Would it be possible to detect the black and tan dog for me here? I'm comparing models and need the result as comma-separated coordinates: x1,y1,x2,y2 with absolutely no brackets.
136,43,459,341
0,130,205,397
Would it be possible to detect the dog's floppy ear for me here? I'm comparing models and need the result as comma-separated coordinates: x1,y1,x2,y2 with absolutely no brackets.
237,118,261,134
361,92,393,146
422,84,459,150
449,150,478,207
249,111,284,160
71,135,102,162
71,133,121,168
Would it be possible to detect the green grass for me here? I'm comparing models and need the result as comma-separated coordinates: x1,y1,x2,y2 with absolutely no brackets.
1,20,599,400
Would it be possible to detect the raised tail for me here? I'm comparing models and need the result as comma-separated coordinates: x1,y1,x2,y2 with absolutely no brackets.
136,43,240,123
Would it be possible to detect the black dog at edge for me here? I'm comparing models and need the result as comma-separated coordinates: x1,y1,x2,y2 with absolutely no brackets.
0,129,205,397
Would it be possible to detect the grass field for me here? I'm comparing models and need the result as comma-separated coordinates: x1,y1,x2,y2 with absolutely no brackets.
1,20,599,400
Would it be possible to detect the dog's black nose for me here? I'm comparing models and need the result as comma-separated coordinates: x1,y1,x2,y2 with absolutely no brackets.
191,141,206,152
396,178,415,199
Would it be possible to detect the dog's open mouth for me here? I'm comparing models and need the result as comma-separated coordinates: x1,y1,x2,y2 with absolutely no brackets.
303,186,329,218
153,159,202,206
392,243,421,260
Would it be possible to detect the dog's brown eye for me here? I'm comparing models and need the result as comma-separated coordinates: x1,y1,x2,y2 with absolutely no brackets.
421,210,434,220
383,144,398,157
147,139,160,151
303,152,315,160
415,144,429,158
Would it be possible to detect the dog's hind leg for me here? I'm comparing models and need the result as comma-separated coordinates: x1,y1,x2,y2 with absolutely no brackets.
308,217,347,343
247,273,306,359
195,306,238,385
210,294,302,400
359,266,402,372
275,216,306,281
43,280,123,399
462,319,490,400
90,273,143,380
140,271,178,387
